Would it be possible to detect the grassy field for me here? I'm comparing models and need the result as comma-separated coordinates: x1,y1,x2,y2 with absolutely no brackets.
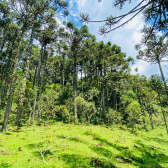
0,123,168,168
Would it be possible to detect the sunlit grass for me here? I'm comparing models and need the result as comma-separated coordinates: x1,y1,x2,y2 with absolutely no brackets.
0,123,168,168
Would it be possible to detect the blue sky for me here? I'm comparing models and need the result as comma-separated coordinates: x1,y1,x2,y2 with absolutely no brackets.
61,0,168,78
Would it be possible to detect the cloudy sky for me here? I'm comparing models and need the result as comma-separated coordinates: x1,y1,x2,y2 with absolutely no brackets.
61,0,168,78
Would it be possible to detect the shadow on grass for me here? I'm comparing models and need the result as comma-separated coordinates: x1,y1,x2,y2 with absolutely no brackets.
57,134,118,167
57,135,87,144
0,163,11,168
26,141,45,149
8,127,23,133
90,146,115,158
32,149,55,160
26,143,36,149
60,154,117,168
133,141,168,168
84,132,168,168
145,137,168,144
84,131,124,151
4,133,12,135
28,144,56,162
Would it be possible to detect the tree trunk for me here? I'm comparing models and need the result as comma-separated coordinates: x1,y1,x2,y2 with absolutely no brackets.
161,108,168,135
0,40,15,105
112,89,117,110
73,55,78,123
147,107,154,130
0,37,6,52
32,91,37,124
102,87,106,123
158,57,167,89
15,29,34,126
62,54,65,91
1,36,23,132
33,62,38,89
1,85,14,132
0,67,8,105
81,64,83,92
106,86,109,115
103,65,106,124
1,57,18,131
28,101,33,126
158,93,168,134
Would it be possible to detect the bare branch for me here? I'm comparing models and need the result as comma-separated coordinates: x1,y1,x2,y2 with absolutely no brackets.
34,145,48,165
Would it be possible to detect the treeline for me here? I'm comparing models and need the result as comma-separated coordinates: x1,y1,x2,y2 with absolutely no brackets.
0,0,168,133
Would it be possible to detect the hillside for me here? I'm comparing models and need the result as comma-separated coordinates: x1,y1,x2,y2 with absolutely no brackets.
0,123,168,168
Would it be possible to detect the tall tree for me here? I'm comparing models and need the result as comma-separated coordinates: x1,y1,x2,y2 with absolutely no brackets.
135,33,168,89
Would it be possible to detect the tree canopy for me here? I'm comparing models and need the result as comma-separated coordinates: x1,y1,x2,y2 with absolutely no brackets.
0,0,168,137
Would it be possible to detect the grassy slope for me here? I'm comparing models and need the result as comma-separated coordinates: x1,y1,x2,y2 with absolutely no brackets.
0,123,168,168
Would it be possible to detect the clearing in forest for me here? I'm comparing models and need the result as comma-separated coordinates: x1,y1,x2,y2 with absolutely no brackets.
0,123,168,168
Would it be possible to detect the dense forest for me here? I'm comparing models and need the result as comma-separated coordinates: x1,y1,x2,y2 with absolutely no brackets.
0,0,168,135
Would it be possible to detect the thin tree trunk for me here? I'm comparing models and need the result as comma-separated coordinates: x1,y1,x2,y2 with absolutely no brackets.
34,41,44,123
15,29,34,126
81,65,83,92
62,54,65,91
99,67,103,121
32,91,37,124
149,113,154,130
106,86,109,115
33,62,38,89
0,70,8,106
40,44,47,93
74,90,77,123
103,65,106,124
102,87,106,123
158,93,168,134
29,72,32,82
0,38,6,52
37,40,44,88
28,101,33,126
0,40,15,105
137,89,147,130
1,55,20,131
96,67,98,87
158,57,167,89
99,78,101,119
1,25,27,131
1,33,23,132
74,56,78,123
112,89,117,110
1,85,14,132
147,106,154,130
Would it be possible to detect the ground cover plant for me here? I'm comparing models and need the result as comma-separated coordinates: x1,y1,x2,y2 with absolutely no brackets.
0,122,168,168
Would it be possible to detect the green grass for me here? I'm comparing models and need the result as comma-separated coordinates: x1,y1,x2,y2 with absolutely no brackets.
0,123,168,168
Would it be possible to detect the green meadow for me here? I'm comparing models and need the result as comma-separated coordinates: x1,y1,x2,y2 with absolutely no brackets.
0,123,168,168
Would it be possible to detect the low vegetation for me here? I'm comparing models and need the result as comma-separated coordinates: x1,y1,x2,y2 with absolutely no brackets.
0,123,168,168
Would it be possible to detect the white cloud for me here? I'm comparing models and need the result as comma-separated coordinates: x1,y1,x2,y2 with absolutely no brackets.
132,31,142,44
69,0,74,8
70,10,78,17
69,0,167,78
131,60,160,77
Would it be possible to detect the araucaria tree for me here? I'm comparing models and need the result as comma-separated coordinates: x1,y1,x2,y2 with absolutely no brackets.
80,0,168,36
135,33,168,89
0,0,168,134
0,0,69,131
